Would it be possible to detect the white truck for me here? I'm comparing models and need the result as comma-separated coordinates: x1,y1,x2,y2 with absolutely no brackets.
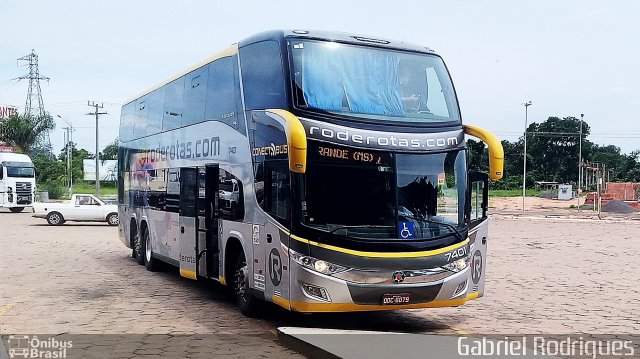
32,194,119,226
0,152,36,213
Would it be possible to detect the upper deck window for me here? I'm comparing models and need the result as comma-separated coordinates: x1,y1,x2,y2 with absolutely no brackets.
290,39,460,124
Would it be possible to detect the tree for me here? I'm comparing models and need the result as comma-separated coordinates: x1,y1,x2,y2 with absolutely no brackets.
526,116,590,183
466,139,488,173
58,144,93,183
101,138,118,160
0,113,55,155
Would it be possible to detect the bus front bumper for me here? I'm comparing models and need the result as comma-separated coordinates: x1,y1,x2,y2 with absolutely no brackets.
282,261,478,313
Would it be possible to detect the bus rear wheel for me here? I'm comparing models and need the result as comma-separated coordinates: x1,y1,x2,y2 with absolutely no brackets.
142,227,159,272
9,207,24,213
234,252,262,317
133,228,144,265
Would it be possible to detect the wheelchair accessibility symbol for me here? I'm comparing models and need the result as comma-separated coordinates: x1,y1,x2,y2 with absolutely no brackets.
398,222,415,239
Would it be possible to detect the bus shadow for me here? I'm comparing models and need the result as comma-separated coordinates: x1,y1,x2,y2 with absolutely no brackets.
261,306,450,334
103,254,450,335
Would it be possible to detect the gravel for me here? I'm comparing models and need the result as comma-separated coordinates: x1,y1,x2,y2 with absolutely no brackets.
601,200,639,213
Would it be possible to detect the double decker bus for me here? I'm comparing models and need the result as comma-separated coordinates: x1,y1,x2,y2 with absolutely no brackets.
117,30,503,316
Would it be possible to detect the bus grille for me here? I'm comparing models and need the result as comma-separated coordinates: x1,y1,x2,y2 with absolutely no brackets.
16,182,33,204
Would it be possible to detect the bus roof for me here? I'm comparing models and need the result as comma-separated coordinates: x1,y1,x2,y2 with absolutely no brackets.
240,29,437,55
123,30,437,106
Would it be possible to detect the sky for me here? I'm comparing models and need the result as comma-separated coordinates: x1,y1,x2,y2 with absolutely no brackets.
1,1,639,155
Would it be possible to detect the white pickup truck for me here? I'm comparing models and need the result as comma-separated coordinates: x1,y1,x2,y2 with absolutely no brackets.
33,194,119,226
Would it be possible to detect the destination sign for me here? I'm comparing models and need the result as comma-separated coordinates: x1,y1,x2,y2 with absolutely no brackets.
317,145,387,165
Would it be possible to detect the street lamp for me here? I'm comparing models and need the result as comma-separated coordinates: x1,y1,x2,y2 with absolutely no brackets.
522,101,532,213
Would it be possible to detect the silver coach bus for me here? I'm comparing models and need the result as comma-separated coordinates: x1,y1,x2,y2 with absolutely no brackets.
117,30,504,316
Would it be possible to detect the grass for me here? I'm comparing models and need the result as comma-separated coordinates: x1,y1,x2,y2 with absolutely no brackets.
489,189,542,197
70,181,117,197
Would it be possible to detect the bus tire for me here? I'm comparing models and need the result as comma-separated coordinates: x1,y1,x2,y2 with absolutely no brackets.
9,207,24,213
142,227,159,272
234,251,262,317
46,212,64,225
132,225,144,265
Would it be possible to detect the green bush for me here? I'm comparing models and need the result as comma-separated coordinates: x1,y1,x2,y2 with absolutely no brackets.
40,181,66,200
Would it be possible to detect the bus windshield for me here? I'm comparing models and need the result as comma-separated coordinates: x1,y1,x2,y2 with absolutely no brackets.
290,39,460,124
301,143,467,240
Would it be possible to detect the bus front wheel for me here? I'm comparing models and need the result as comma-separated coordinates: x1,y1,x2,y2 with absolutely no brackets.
234,252,262,317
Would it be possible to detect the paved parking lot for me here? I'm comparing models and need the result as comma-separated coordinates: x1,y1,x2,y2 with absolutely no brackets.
1,209,638,356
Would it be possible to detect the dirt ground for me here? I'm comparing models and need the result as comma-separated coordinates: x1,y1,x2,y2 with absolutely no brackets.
2,207,639,340
490,195,640,221
490,195,583,211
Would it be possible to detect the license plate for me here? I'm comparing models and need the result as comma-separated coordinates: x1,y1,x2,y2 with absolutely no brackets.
382,293,411,305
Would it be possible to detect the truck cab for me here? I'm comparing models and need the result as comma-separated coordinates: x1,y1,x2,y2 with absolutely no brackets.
0,152,36,213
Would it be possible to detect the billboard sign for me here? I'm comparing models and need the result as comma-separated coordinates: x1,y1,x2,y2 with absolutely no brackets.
83,159,117,181
0,105,18,118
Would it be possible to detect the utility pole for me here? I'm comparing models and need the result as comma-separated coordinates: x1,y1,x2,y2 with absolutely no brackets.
522,101,532,213
577,114,584,211
58,115,75,195
86,101,107,197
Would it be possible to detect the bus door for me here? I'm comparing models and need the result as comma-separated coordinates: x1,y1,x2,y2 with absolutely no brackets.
178,167,198,279
467,171,489,298
197,165,220,278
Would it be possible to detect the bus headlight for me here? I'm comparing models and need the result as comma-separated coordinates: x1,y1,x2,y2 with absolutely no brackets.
443,258,468,272
290,249,349,276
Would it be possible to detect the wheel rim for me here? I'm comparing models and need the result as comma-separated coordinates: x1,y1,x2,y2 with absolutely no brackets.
109,215,119,225
50,214,60,224
235,262,249,303
145,232,152,262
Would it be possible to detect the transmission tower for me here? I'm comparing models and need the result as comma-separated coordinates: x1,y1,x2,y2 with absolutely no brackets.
16,49,52,154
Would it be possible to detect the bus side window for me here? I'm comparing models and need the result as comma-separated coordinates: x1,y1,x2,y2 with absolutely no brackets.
264,160,290,222
183,66,208,126
219,169,244,221
239,40,287,110
163,76,185,131
146,88,165,134
206,57,242,132
133,98,148,139
119,103,135,142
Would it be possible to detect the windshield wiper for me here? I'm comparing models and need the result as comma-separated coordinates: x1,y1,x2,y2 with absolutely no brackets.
314,224,393,242
399,214,464,241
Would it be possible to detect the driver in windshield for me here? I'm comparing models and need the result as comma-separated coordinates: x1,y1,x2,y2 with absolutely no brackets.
398,177,438,218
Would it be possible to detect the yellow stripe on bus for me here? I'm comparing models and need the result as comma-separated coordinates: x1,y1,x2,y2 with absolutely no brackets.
272,295,291,310
180,269,197,280
290,235,470,258
272,292,479,313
